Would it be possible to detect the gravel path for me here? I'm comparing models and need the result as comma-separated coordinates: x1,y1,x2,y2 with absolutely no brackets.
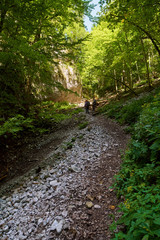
0,114,129,240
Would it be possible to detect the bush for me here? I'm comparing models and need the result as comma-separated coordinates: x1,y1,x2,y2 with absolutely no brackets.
111,91,160,239
0,101,81,140
99,93,154,130
112,186,160,240
0,114,34,137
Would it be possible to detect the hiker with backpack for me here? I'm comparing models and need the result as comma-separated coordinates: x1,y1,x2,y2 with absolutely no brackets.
84,100,90,114
92,98,97,112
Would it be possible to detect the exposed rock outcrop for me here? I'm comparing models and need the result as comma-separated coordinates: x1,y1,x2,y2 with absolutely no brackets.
51,62,82,103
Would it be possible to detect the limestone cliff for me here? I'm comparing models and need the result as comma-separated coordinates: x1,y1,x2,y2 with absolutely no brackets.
51,62,82,103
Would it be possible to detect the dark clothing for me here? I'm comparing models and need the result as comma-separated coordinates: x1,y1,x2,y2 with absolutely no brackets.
92,99,97,111
84,100,90,114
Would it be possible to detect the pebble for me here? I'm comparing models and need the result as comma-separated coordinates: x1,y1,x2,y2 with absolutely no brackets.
86,201,94,208
0,114,116,239
50,180,60,187
50,220,59,231
94,205,101,209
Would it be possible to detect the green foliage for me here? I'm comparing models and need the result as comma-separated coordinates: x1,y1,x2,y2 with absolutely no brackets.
71,108,83,115
80,0,160,98
63,137,77,150
99,101,123,119
113,189,160,240
99,93,154,130
0,101,82,140
54,101,73,109
111,91,160,239
78,121,89,129
104,0,160,56
119,94,154,125
81,21,117,97
0,0,90,117
0,115,34,137
64,141,74,150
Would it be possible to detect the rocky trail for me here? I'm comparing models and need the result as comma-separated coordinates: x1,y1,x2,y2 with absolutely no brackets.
0,113,130,240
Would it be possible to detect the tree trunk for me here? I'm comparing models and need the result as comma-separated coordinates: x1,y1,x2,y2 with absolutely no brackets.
114,69,118,92
136,62,141,82
140,38,151,87
127,19,160,56
122,69,127,92
0,9,7,33
129,70,133,89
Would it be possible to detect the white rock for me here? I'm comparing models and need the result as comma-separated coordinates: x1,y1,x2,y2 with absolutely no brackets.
56,220,64,234
94,204,101,209
114,144,119,147
50,219,64,233
50,220,59,231
33,197,38,203
70,165,81,172
50,180,60,187
3,225,9,232
28,228,33,234
62,210,68,217
18,231,27,239
38,218,43,226
0,220,5,226
0,117,114,239
89,147,94,152
49,169,56,174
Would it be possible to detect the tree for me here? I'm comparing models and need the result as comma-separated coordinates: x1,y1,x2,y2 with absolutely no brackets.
103,0,160,56
80,17,160,98
0,0,92,118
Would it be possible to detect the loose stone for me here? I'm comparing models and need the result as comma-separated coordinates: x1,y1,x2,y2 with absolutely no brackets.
86,201,94,208
0,114,120,240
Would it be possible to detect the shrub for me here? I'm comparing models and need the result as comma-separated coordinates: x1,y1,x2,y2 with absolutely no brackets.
0,101,81,140
99,93,154,130
0,114,34,137
111,91,160,239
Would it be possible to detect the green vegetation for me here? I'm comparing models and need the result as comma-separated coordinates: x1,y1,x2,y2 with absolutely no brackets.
64,142,74,150
102,89,160,239
1,1,160,237
78,121,89,129
99,93,155,132
0,101,82,141
0,0,92,118
80,0,160,98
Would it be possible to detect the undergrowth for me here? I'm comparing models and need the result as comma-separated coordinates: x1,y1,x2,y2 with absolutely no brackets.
99,92,154,132
0,101,83,141
106,89,160,240
78,121,89,129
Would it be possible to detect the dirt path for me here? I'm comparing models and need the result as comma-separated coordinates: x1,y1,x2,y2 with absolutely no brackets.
0,113,130,240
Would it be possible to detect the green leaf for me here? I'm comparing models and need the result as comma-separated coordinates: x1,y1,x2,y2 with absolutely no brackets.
153,218,160,225
150,140,160,151
152,229,160,237
142,235,149,240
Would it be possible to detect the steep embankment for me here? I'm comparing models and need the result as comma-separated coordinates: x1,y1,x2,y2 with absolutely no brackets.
0,113,129,240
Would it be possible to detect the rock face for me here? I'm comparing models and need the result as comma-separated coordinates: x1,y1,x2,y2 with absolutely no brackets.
0,114,129,240
51,62,82,103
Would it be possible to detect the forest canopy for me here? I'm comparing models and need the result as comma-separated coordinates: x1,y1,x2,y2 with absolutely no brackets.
81,0,160,97
0,0,93,118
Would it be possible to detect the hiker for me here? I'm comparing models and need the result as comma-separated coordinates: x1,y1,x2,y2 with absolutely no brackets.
92,98,97,112
84,100,90,114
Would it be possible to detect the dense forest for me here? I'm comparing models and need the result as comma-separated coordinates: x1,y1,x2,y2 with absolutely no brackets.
81,0,160,97
1,0,160,239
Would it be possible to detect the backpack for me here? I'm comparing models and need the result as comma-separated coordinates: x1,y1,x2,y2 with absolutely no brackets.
85,101,90,108
93,100,97,106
